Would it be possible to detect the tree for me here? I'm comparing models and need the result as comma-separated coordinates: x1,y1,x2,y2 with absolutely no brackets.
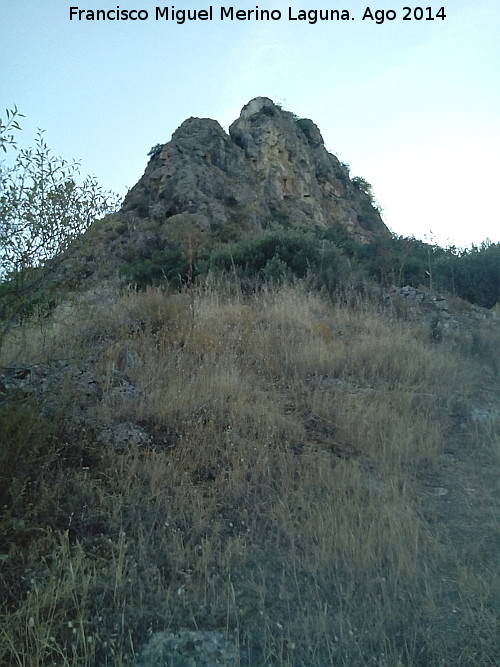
147,143,163,157
351,176,373,198
0,106,24,154
0,108,120,342
451,241,500,308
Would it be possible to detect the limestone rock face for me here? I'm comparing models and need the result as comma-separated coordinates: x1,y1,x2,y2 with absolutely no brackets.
119,97,388,256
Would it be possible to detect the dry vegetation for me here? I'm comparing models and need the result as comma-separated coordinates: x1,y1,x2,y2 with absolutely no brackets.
0,280,498,666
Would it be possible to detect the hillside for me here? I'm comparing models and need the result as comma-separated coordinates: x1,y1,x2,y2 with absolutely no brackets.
3,99,497,311
0,99,499,666
41,98,496,310
0,278,499,666
61,97,387,286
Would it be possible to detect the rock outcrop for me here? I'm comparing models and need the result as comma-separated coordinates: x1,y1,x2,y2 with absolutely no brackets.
126,97,385,237
88,98,387,276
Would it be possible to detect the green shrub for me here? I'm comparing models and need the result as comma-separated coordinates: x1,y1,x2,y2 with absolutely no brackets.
355,235,499,306
147,143,162,157
296,118,322,145
120,246,189,289
451,242,499,308
260,104,277,118
203,228,344,292
352,176,373,196
0,109,119,350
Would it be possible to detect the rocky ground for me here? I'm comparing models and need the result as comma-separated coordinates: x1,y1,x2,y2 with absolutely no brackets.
0,282,498,666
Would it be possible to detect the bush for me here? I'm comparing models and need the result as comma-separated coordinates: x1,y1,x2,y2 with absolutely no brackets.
355,235,499,306
296,118,322,145
203,228,344,292
148,143,163,157
0,108,119,345
352,176,373,196
120,246,189,289
451,242,499,308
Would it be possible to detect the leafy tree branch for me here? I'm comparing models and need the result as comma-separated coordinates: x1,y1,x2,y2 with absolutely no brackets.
0,108,120,346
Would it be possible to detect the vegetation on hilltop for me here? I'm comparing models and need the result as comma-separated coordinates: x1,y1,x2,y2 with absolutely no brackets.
120,221,499,309
1,106,498,324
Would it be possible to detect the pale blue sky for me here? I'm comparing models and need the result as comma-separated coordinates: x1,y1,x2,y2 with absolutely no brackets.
2,0,499,247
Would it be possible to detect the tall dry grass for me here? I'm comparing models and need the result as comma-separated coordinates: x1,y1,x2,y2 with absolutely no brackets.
1,279,498,665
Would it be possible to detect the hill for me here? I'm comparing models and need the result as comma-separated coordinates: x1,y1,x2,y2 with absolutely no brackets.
57,97,387,287
1,278,499,665
0,100,499,666
57,98,498,309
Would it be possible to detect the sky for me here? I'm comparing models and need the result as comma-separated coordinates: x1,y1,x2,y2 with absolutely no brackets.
1,0,499,248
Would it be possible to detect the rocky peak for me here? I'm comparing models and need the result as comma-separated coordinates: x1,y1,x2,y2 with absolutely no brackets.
89,99,389,277
230,96,325,148
124,99,386,230
239,96,276,119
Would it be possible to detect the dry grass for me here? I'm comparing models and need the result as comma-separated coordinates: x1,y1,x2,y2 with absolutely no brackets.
1,280,498,665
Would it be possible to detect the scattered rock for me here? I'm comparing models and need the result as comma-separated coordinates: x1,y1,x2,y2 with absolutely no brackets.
434,298,449,311
108,381,143,403
394,285,448,312
375,283,499,352
0,363,101,401
427,487,449,497
97,422,151,450
137,629,238,667
439,452,457,464
471,406,500,422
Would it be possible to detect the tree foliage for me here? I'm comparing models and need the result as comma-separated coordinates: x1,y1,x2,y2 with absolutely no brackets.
122,227,347,293
147,143,163,157
354,234,499,308
120,212,498,309
0,106,24,154
0,107,120,341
